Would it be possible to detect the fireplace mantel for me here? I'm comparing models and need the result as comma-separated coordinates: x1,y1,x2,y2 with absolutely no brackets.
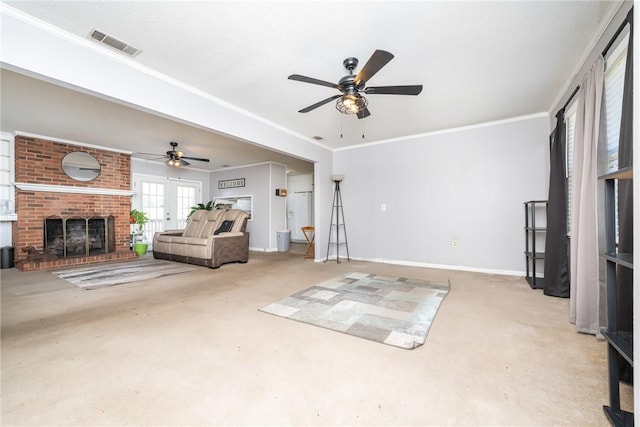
14,182,134,197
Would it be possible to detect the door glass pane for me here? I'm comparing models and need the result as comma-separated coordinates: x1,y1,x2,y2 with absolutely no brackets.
142,181,165,242
176,185,197,229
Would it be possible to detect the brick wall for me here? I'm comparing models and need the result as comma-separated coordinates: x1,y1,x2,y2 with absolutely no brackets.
13,136,136,270
14,136,130,189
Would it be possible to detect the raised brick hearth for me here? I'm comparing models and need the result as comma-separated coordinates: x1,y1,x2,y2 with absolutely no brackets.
13,135,137,271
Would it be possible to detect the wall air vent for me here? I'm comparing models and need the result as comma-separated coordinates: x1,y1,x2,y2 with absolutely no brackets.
89,29,141,57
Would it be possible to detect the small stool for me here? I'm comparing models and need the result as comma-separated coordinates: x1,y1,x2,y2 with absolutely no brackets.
301,226,315,259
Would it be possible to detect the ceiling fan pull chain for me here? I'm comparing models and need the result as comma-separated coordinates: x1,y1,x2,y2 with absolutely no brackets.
340,115,344,138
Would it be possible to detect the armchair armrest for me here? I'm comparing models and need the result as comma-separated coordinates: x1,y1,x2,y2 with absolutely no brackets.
210,232,250,268
213,231,244,238
160,229,184,235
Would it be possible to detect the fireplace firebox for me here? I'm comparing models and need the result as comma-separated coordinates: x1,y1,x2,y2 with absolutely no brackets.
44,216,116,257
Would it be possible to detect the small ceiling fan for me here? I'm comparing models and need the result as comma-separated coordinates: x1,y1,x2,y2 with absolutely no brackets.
288,49,422,119
138,141,210,168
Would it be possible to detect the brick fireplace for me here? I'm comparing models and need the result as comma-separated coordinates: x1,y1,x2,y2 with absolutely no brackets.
13,135,137,271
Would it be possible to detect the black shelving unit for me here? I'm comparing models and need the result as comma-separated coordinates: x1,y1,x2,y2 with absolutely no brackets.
524,200,548,289
600,166,633,427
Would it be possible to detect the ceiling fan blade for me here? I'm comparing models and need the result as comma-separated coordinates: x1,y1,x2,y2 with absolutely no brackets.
299,94,342,113
354,50,394,88
135,152,164,157
357,107,371,119
288,74,340,90
134,153,168,161
364,85,423,95
181,156,210,162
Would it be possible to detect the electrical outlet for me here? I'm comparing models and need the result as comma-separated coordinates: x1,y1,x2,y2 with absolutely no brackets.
452,240,458,248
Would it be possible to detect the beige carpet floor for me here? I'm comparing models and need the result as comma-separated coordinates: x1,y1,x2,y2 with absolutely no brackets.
0,245,632,426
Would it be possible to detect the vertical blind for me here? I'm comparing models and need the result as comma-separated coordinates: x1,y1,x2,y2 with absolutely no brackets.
563,30,629,237
564,100,577,236
602,30,629,243
603,31,629,172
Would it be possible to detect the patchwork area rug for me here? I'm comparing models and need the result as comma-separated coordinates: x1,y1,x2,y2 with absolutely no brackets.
259,272,449,349
52,258,200,290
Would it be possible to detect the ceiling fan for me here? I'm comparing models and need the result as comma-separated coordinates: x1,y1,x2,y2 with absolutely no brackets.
288,49,422,119
139,141,210,168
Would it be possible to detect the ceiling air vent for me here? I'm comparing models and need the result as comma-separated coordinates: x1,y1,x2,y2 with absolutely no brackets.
89,29,141,57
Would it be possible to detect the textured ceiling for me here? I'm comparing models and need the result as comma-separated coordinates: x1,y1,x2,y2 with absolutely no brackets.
0,1,618,172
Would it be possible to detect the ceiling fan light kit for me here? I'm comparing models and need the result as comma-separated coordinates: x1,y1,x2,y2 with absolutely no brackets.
165,158,186,168
336,93,368,115
288,49,422,118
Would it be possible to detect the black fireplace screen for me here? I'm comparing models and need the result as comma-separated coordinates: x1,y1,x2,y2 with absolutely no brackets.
44,216,115,257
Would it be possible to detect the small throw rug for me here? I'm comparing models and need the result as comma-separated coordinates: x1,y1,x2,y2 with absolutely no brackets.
259,272,449,350
52,258,200,290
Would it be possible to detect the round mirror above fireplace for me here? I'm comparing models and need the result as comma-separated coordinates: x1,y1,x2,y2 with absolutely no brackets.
61,152,101,182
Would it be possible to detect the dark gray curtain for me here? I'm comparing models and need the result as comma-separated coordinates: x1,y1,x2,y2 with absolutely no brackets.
544,109,570,297
616,10,633,382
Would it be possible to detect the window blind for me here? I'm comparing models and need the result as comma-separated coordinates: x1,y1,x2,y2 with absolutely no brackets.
602,31,629,172
564,100,577,236
601,29,629,243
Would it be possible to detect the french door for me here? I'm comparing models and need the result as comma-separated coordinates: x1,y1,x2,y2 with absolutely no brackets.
132,174,201,245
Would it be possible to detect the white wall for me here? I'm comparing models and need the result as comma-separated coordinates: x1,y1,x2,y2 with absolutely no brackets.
333,113,550,274
211,162,286,251
287,174,313,193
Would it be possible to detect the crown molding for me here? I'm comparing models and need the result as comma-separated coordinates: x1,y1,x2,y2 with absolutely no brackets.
334,112,550,152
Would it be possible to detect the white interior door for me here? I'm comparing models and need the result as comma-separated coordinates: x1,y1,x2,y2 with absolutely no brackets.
132,174,201,245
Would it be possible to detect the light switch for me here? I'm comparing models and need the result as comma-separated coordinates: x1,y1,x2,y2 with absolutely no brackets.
381,203,387,212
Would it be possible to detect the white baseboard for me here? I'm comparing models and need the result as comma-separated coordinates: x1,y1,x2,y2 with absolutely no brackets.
252,249,526,278
249,246,278,252
341,256,525,277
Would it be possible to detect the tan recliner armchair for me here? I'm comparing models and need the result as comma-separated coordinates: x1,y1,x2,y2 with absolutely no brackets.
153,209,250,268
